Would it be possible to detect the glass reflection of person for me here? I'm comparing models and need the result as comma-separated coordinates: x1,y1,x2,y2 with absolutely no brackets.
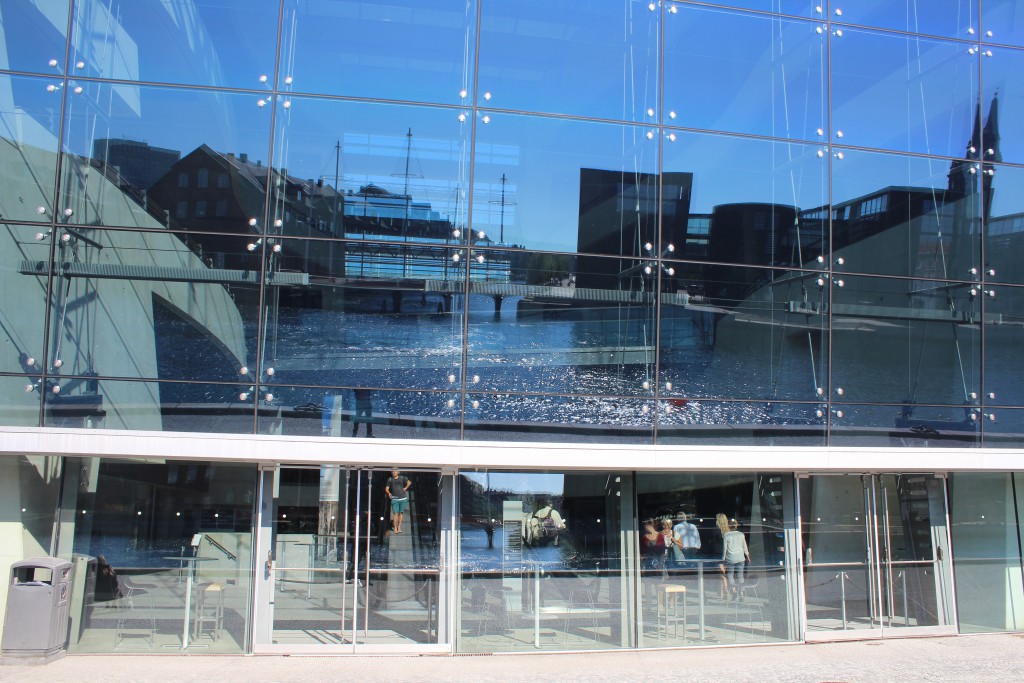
716,513,731,599
352,388,374,437
722,520,751,601
385,469,411,534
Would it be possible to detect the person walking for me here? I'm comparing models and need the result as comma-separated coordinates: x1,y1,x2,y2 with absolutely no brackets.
722,519,751,601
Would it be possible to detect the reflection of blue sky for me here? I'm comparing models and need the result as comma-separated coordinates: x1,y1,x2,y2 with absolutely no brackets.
473,113,655,252
461,471,564,496
280,0,474,105
276,98,470,225
3,0,1024,254
477,0,658,122
665,6,825,141
70,0,279,89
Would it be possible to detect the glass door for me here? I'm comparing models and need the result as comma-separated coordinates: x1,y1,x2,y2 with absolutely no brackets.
255,466,450,653
799,474,955,640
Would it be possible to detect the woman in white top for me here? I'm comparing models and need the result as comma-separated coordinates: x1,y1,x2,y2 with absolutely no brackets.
722,519,751,601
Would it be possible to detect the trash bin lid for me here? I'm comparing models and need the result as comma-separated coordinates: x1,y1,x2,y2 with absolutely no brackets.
11,557,73,571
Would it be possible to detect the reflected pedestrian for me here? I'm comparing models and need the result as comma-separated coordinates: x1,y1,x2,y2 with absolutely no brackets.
722,519,751,601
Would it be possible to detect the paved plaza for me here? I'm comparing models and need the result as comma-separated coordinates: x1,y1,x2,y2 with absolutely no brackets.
4,633,1024,682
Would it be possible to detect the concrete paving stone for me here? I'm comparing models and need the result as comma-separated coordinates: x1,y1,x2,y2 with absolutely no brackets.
3,634,1024,682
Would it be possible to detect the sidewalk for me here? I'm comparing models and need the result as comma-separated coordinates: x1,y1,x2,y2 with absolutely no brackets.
3,634,1024,682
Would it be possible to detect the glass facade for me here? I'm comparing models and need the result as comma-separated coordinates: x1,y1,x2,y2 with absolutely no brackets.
1,0,1024,657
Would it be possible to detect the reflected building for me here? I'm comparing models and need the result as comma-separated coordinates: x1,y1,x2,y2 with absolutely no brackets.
3,0,1024,660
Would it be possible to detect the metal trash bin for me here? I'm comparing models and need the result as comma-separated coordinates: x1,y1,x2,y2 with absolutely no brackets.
1,558,74,663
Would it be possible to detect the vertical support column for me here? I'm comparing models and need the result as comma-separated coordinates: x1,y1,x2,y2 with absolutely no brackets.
251,466,277,648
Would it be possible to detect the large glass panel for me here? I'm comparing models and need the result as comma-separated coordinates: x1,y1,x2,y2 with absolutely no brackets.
466,255,656,398
58,83,272,232
471,113,656,255
636,472,799,647
828,403,980,447
69,0,279,89
656,400,826,446
0,0,71,76
268,467,443,649
661,131,828,266
261,237,463,391
982,284,1024,408
659,262,828,403
949,472,1024,632
981,408,1024,449
476,0,657,122
457,470,633,652
279,0,474,105
831,148,981,279
664,6,824,140
982,47,1024,165
0,73,63,223
831,0,976,41
830,274,980,405
0,455,63,629
982,0,1024,49
830,29,978,157
985,164,1024,285
43,379,256,433
1,224,51,375
58,457,257,653
268,97,469,244
0,375,43,426
801,474,955,637
463,394,654,444
258,386,461,441
35,229,261,385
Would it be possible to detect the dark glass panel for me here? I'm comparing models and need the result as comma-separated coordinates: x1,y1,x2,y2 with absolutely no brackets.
280,0,475,104
257,386,460,441
830,274,980,405
0,375,43,426
661,131,828,266
269,98,469,244
466,255,656,397
38,229,261,383
58,84,272,232
980,408,1024,448
1,0,70,76
656,399,825,446
659,262,828,402
982,0,1024,48
70,0,279,88
985,164,1024,284
828,403,981,447
262,238,464,391
831,148,981,279
664,6,824,140
463,394,654,444
831,28,977,157
831,0,976,40
476,0,657,122
0,224,51,375
0,73,62,223
981,47,1024,165
43,379,255,432
981,283,1024,407
60,457,257,653
471,112,657,255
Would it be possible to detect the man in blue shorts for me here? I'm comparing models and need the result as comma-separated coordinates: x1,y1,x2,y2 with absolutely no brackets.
386,469,411,534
